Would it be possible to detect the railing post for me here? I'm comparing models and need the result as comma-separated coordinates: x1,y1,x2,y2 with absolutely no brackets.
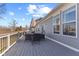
7,35,10,47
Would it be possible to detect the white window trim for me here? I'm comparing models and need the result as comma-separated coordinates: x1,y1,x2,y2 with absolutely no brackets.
63,20,75,24
62,5,77,38
53,14,61,34
63,6,76,23
53,14,60,25
76,4,77,38
53,5,77,38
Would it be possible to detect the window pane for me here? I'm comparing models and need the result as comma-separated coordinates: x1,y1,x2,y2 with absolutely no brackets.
63,22,76,36
53,14,60,34
63,6,76,36
54,15,60,25
54,25,60,34
64,10,76,22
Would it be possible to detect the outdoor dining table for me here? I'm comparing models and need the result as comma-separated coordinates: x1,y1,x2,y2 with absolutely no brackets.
25,33,45,41
25,33,33,41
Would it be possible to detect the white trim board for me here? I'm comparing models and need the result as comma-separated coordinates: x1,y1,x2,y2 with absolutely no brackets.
45,36,79,52
19,35,24,39
0,42,16,56
0,34,23,56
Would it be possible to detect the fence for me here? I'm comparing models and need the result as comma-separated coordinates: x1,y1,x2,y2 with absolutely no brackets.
0,32,23,55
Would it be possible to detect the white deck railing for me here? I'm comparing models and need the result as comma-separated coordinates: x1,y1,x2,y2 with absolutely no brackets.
0,31,23,56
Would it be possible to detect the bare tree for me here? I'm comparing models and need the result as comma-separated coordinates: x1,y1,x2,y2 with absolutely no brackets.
9,18,17,32
25,24,29,30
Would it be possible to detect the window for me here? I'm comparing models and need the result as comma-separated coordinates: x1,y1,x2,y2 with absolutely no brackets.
63,6,76,36
53,14,60,34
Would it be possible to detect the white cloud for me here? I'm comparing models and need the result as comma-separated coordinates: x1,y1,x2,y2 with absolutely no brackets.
33,14,40,17
40,7,51,13
18,7,22,10
32,14,45,18
27,4,51,18
22,18,25,21
25,13,30,15
27,4,37,14
4,17,7,20
9,11,15,16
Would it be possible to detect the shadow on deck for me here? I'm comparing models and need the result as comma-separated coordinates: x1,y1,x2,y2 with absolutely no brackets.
3,35,79,56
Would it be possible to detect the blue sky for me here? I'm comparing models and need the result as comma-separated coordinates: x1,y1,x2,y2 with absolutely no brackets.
0,3,58,27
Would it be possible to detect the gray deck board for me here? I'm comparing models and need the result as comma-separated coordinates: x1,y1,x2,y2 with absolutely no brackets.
3,35,79,56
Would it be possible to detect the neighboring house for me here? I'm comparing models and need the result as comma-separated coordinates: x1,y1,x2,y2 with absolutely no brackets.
34,3,79,51
34,18,43,33
30,18,37,32
30,18,43,33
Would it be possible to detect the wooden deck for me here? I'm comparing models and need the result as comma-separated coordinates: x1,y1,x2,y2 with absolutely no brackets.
3,35,79,56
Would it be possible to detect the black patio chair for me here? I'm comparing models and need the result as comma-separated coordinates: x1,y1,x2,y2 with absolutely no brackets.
31,33,45,44
25,33,33,41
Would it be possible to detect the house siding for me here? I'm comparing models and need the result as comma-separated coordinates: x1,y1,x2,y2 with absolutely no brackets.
44,18,53,35
35,3,79,50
